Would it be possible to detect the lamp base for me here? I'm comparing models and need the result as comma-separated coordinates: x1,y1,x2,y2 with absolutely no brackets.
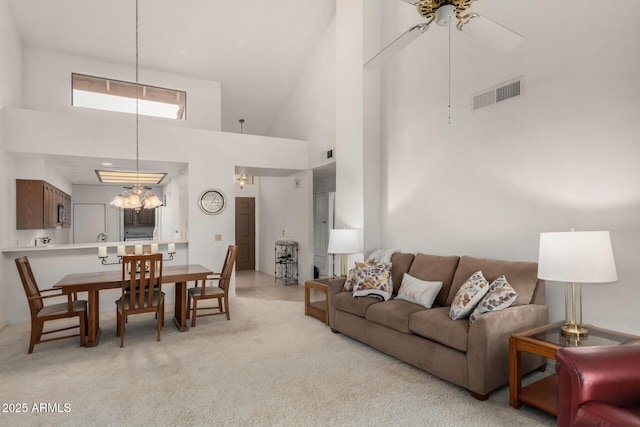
561,323,589,338
340,254,348,277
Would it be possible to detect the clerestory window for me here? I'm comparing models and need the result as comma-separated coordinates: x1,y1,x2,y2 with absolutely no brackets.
72,73,186,120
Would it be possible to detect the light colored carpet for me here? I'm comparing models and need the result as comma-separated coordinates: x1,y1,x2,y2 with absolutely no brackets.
0,297,555,426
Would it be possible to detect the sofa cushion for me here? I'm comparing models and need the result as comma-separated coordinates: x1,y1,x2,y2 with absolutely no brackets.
390,253,415,294
446,256,539,307
333,291,380,318
365,299,426,334
409,307,470,352
408,253,460,307
469,275,518,324
396,273,442,309
352,263,393,301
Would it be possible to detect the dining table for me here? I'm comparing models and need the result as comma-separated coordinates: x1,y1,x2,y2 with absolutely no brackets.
53,264,214,347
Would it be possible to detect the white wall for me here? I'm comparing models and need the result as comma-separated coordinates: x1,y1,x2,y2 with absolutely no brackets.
269,18,337,170
22,47,222,131
0,0,21,110
375,0,640,334
258,171,313,285
362,0,382,254
0,0,22,329
313,175,335,193
335,0,365,243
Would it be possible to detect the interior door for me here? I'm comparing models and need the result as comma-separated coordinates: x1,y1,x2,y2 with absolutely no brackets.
235,197,256,271
314,192,334,276
73,203,106,243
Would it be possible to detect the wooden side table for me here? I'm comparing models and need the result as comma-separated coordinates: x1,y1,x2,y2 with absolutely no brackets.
509,321,640,416
304,278,330,326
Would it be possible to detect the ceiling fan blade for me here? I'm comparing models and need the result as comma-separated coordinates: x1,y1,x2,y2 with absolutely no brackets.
459,14,523,53
364,23,429,69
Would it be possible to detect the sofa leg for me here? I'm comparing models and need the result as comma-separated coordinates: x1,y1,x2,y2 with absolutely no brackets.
331,328,340,334
471,392,489,401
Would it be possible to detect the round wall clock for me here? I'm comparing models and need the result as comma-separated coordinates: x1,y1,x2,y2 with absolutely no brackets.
198,189,226,215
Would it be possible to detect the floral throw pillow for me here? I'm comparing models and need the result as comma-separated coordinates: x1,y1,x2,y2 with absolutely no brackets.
449,270,490,320
342,262,372,291
469,275,518,324
352,263,393,301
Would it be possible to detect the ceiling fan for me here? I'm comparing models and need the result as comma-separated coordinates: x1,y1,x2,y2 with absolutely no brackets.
364,0,523,69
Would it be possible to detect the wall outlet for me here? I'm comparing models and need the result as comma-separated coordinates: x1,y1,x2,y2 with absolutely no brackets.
214,234,222,241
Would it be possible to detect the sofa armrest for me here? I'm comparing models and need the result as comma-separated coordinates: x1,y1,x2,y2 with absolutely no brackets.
466,304,549,396
556,346,640,427
327,277,346,328
572,401,640,427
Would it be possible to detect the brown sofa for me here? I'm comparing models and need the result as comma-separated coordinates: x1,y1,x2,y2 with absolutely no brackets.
328,253,548,399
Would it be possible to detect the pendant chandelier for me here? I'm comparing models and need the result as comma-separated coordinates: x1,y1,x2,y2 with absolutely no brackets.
110,0,163,211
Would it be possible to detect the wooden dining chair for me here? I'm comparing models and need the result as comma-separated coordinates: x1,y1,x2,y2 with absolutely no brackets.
186,245,238,327
14,256,87,354
115,253,164,347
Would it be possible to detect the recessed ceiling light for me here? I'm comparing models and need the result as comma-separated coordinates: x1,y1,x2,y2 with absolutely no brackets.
101,162,113,166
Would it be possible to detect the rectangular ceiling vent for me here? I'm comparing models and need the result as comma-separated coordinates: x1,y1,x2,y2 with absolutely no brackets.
472,76,524,111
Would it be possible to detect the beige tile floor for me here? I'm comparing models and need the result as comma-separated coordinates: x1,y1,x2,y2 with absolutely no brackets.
235,270,305,302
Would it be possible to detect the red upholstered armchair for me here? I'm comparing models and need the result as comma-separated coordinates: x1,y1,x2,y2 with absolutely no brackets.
556,345,640,427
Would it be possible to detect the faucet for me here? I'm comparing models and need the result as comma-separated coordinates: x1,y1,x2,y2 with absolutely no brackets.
96,232,108,242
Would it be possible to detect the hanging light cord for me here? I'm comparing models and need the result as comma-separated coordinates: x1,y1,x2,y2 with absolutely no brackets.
448,24,452,124
135,0,140,187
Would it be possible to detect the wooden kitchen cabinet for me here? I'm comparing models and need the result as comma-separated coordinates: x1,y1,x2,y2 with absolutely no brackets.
16,179,71,229
124,208,134,226
137,208,155,226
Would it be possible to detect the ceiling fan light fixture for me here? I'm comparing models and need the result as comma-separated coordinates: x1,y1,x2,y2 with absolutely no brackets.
436,4,456,26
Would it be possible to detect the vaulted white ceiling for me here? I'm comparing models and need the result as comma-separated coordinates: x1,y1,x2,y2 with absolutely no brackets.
8,0,336,136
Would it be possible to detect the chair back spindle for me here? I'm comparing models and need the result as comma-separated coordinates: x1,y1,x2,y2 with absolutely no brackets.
117,253,164,347
122,254,163,309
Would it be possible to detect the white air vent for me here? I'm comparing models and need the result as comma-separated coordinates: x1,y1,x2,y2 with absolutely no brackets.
472,76,524,111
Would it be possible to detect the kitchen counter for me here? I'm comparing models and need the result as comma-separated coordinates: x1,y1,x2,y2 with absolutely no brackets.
1,239,188,253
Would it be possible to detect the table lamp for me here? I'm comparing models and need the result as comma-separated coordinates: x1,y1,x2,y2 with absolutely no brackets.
538,230,618,338
327,229,360,277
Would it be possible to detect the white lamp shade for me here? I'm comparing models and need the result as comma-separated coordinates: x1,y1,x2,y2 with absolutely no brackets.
110,195,125,208
327,229,360,254
538,231,618,283
144,193,163,208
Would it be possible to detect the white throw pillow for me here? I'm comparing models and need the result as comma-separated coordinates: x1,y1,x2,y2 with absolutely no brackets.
449,270,490,320
395,273,443,309
469,275,518,324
